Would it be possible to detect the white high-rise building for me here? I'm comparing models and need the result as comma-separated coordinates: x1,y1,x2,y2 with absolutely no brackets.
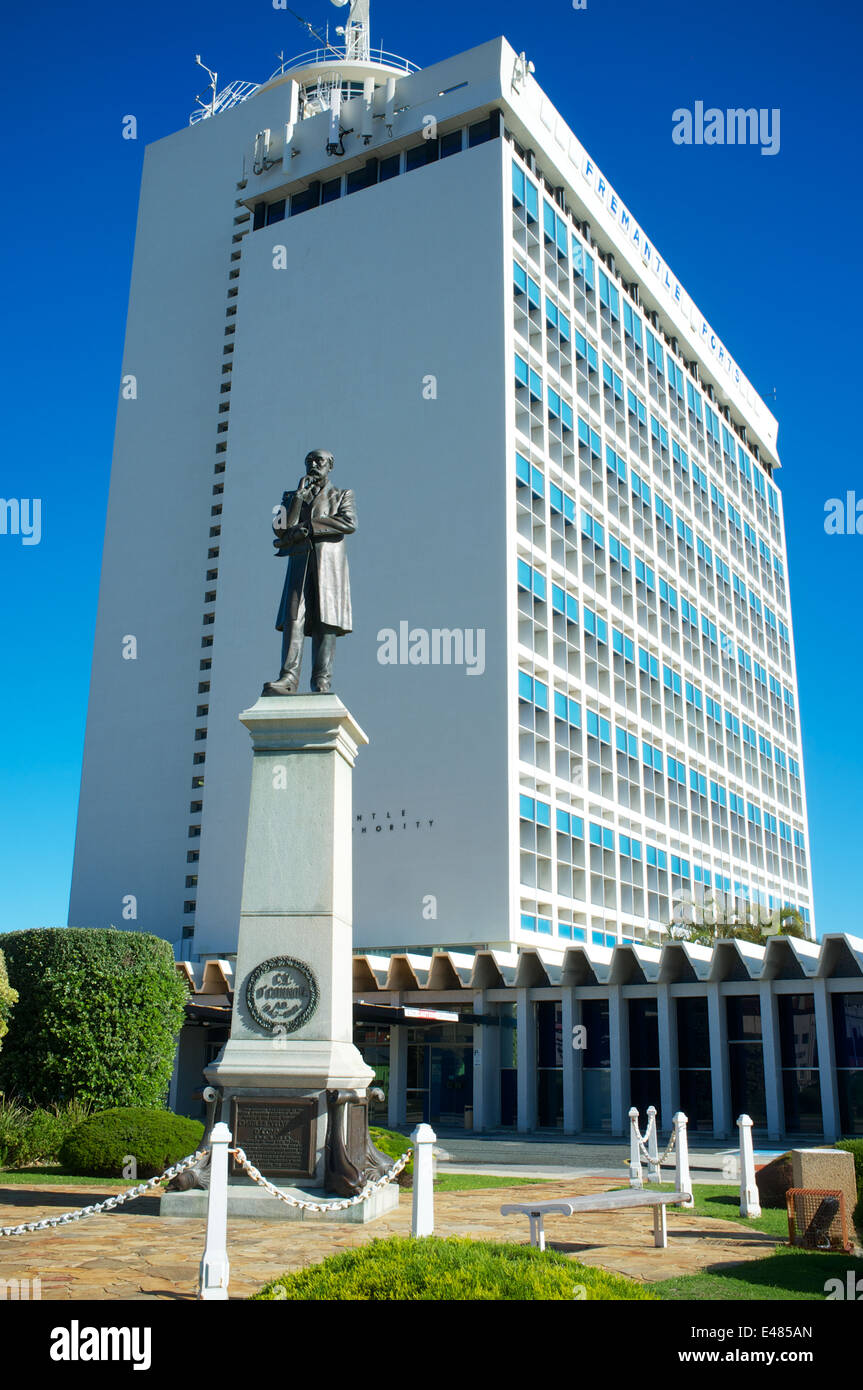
70,22,814,962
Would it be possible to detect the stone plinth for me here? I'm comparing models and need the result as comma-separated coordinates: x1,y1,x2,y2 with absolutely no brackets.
160,1180,399,1223
204,696,375,1198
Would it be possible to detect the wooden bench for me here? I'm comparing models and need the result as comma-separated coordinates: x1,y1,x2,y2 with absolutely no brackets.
501,1189,692,1251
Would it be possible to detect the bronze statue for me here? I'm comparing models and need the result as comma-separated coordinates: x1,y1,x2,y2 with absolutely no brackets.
262,449,356,696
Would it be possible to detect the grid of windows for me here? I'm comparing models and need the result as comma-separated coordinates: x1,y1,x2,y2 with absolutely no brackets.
510,153,810,945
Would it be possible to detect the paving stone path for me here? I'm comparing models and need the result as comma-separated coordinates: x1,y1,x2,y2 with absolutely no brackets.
0,1177,778,1299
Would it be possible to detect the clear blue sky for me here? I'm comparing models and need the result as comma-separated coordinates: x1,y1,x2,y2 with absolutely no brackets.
1,0,860,939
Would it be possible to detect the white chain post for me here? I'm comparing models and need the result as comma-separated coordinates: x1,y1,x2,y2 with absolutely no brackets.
628,1107,643,1188
737,1113,762,1217
199,1122,231,1301
646,1105,660,1183
673,1112,694,1207
410,1123,436,1237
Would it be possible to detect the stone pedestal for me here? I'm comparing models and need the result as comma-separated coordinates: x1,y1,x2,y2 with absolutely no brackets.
180,695,393,1218
160,1178,399,1223
790,1148,858,1245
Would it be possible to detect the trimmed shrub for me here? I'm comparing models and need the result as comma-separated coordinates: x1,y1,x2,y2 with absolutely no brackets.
0,950,17,1052
0,928,188,1108
59,1107,204,1179
834,1139,863,1237
252,1236,656,1301
369,1126,413,1185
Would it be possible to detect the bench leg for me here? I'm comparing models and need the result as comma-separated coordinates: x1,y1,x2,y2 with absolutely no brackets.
653,1203,667,1249
528,1213,546,1251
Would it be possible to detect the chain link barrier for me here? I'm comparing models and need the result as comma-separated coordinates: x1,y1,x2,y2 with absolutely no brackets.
0,1149,208,1237
0,1143,413,1234
630,1109,679,1176
229,1146,412,1211
637,1129,677,1165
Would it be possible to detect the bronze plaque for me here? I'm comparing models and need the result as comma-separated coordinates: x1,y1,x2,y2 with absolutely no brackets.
230,1097,316,1178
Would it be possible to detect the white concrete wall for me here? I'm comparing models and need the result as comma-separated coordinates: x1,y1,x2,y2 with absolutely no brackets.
193,138,511,955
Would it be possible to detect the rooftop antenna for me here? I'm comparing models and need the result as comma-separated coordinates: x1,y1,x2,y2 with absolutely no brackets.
280,3,343,59
194,55,218,118
331,0,371,62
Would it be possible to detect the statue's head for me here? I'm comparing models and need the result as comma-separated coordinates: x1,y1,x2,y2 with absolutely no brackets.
305,449,334,481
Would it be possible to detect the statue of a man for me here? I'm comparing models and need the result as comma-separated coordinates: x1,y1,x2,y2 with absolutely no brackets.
262,449,356,696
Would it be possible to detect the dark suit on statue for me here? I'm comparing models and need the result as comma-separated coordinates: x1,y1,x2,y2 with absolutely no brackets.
273,482,356,691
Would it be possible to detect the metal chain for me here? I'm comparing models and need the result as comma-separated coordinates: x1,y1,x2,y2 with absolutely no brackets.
229,1146,412,1211
636,1129,678,1166
0,1148,208,1237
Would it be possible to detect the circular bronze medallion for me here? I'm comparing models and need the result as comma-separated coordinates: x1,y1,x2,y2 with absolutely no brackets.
245,956,318,1034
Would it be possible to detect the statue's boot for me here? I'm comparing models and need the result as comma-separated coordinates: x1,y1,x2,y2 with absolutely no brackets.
261,676,298,696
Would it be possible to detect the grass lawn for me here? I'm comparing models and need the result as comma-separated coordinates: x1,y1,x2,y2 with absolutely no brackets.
434,1174,552,1192
625,1181,789,1238
0,1168,549,1194
653,1248,863,1301
0,1168,151,1188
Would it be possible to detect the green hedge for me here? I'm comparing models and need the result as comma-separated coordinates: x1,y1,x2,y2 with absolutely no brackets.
835,1139,863,1237
0,928,188,1108
252,1236,656,1301
59,1107,204,1179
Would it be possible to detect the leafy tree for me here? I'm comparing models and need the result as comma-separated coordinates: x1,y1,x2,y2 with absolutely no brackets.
0,950,17,1054
665,894,807,946
0,928,188,1109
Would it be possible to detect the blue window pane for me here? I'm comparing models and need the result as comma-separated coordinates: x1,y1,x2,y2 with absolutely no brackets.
518,671,532,700
519,794,534,819
536,800,551,827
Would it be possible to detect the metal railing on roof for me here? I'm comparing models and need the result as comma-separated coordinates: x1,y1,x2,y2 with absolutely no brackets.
269,47,418,80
